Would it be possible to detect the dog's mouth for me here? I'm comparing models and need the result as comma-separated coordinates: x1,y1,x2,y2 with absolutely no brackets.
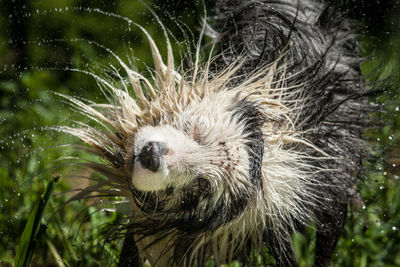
131,145,170,192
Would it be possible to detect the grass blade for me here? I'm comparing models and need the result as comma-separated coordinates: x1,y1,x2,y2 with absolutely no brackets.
15,176,60,267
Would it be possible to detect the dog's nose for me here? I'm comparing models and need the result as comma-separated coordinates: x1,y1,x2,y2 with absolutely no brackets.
138,141,169,172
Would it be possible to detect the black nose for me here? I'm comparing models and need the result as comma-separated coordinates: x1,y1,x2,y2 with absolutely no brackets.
138,141,169,172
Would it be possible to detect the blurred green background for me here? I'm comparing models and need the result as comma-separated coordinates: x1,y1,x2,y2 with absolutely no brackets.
0,0,399,266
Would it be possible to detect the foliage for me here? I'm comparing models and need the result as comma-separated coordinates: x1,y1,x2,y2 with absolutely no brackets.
0,0,399,266
15,176,59,267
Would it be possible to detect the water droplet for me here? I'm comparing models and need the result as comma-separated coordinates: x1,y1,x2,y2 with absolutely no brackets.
379,186,384,190
392,226,397,231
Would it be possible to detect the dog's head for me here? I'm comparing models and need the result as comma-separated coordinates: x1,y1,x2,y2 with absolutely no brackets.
59,30,321,235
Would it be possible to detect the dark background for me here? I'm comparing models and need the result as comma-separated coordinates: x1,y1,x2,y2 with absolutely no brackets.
0,0,399,266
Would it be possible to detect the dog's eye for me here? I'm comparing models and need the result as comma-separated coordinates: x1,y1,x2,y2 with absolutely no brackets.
183,121,204,145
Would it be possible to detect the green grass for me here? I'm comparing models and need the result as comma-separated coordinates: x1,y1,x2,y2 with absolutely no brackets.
15,176,59,267
1,1,400,266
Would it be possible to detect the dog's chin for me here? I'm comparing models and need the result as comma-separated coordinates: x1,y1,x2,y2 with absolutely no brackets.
131,161,170,192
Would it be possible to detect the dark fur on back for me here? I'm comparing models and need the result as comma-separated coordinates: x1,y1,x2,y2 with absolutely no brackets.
214,0,368,158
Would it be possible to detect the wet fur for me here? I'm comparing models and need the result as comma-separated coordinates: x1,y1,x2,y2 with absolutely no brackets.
59,1,370,266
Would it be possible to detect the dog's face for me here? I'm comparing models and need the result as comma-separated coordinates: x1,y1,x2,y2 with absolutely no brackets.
131,92,258,191
126,90,265,230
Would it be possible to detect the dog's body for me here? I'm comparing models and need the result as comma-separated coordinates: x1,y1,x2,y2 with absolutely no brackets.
60,1,369,266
